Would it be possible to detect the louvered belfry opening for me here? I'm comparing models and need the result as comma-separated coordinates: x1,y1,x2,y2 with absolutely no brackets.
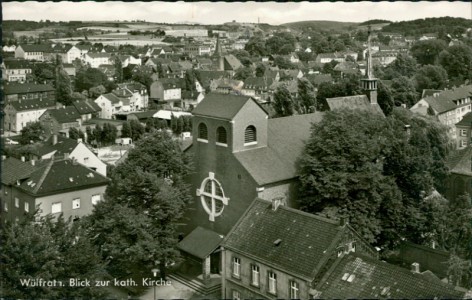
199,122,208,140
217,126,227,144
244,125,257,143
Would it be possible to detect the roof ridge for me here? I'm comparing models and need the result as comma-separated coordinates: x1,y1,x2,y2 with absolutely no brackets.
32,158,55,193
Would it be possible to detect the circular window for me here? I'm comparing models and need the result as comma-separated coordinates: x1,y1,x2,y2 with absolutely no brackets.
197,172,229,222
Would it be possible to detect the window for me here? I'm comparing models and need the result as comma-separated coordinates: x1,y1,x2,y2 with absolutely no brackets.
461,129,467,137
91,194,101,205
268,271,277,295
25,202,29,212
251,264,260,287
244,125,257,145
198,123,208,141
51,202,62,214
72,198,81,209
216,126,227,145
232,290,241,300
15,197,20,208
84,157,89,163
290,280,299,299
232,257,241,278
461,140,467,148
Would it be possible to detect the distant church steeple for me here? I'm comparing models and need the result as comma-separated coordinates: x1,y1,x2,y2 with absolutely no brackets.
214,34,224,71
360,26,378,105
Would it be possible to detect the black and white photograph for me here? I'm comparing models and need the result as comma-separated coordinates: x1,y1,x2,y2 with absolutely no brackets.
1,1,472,299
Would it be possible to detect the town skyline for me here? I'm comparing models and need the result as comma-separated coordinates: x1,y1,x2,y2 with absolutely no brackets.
3,1,471,25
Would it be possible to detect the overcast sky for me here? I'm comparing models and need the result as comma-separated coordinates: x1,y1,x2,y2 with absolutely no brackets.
3,1,471,25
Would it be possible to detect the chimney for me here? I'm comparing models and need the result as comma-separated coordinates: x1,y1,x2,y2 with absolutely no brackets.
1,155,6,160
52,134,58,145
411,262,420,273
21,156,25,162
64,153,69,160
77,138,83,143
31,159,35,166
271,197,284,211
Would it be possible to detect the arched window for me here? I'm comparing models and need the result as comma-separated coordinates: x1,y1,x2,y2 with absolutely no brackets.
244,125,257,144
198,123,208,141
216,127,227,145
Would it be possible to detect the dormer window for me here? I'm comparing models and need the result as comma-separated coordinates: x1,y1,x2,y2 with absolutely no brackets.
197,123,208,143
216,127,227,146
244,125,257,146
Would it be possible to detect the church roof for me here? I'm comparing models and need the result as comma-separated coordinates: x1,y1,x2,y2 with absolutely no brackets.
192,93,261,120
235,112,324,185
326,95,384,116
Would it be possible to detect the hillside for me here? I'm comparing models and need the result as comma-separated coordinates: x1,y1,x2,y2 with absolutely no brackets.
281,20,358,32
381,17,472,36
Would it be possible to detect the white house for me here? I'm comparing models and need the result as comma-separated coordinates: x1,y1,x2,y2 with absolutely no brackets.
4,98,56,133
84,53,112,68
15,44,51,61
67,44,91,63
94,93,129,119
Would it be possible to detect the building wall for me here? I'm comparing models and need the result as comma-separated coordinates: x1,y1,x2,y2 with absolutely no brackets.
456,125,471,149
222,249,310,300
95,96,113,119
16,108,49,132
70,142,108,177
4,68,31,82
1,184,36,224
232,100,268,152
36,185,106,220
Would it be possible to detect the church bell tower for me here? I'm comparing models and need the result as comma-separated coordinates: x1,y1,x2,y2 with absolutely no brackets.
360,26,378,105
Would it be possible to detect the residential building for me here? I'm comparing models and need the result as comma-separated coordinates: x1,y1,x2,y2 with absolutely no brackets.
1,59,32,82
185,43,212,56
15,44,51,61
1,157,109,223
410,85,472,138
150,78,183,108
21,135,107,177
94,93,129,119
4,98,56,132
4,82,55,103
117,82,149,111
67,44,91,63
71,99,102,122
456,112,472,148
39,106,82,136
241,77,274,101
445,146,472,203
220,198,379,299
84,52,112,68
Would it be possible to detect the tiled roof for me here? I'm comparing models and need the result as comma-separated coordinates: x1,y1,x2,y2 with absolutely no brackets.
446,146,472,176
72,100,101,115
316,254,465,298
128,110,158,120
333,61,359,72
8,98,56,112
243,77,273,89
223,198,345,279
307,74,334,85
46,106,81,123
18,44,52,53
117,82,146,92
86,52,111,59
101,93,122,105
235,112,324,185
456,112,472,127
28,135,80,157
192,93,256,120
421,89,442,98
73,44,91,51
1,157,37,185
178,61,193,70
17,158,109,196
422,85,472,114
3,59,32,69
326,95,385,116
4,83,55,95
178,226,224,259
224,54,242,70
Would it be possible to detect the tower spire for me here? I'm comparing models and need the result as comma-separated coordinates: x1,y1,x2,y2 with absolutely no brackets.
360,25,378,106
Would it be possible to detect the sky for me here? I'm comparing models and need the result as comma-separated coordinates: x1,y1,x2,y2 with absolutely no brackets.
3,1,471,25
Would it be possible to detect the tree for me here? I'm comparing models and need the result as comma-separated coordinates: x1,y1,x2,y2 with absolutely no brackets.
390,76,419,107
439,44,472,82
245,36,267,56
377,81,395,116
382,53,418,79
410,39,447,65
87,131,192,279
129,120,145,142
274,56,294,70
322,60,339,76
86,126,93,143
19,122,45,145
69,127,80,140
1,215,107,299
272,85,294,117
255,63,266,78
184,70,197,92
75,68,108,92
88,85,107,99
55,56,73,106
113,56,123,83
31,62,55,84
233,66,253,81
297,78,316,113
121,121,132,138
414,65,448,92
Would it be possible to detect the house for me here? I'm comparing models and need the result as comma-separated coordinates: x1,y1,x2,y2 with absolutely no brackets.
315,53,346,64
153,110,192,125
3,82,55,103
445,146,472,203
372,51,398,66
195,70,230,91
84,52,112,68
410,85,472,138
39,106,82,136
71,99,102,122
4,98,56,133
1,156,109,224
98,64,116,81
1,59,32,82
333,61,360,77
118,55,141,68
94,93,129,119
20,135,107,177
184,43,212,56
241,77,274,101
220,198,378,299
67,44,91,63
281,69,304,80
214,78,244,95
182,90,205,110
456,112,472,148
47,44,72,63
149,78,184,108
62,63,77,78
15,44,52,61
146,47,166,57
117,82,149,111
144,57,173,72
125,110,159,124
180,93,325,236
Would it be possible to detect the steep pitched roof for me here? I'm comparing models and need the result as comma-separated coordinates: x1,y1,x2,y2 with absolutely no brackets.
234,113,324,185
46,106,81,124
446,146,472,176
86,52,111,59
224,54,243,70
74,44,91,51
178,226,224,259
316,254,465,298
422,85,472,114
1,157,37,185
101,93,122,105
3,59,32,69
8,98,56,112
18,44,51,53
4,83,55,95
17,159,109,196
243,77,273,90
72,100,101,115
326,95,384,116
192,93,255,120
223,198,345,279
28,135,80,157
456,112,472,127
